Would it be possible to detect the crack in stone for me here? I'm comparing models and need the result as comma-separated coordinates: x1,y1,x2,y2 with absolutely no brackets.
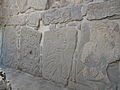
65,30,78,87
39,32,43,77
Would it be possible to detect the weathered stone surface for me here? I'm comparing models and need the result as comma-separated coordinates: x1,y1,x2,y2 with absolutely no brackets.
1,7,19,17
68,22,92,90
50,0,92,5
42,27,77,85
70,22,120,90
6,15,27,26
2,0,20,15
2,0,48,13
42,4,83,25
0,17,4,26
2,67,70,90
1,0,120,89
2,26,18,68
87,0,120,20
2,0,17,8
81,22,120,65
19,27,42,76
50,0,69,9
26,12,41,29
16,0,29,12
17,0,48,12
28,0,48,10
49,24,56,30
74,0,93,4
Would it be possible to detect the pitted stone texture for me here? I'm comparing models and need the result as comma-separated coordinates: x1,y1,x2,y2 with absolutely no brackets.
42,4,83,25
2,0,17,8
16,0,48,12
69,22,120,90
16,0,29,12
19,27,42,76
50,0,92,8
2,26,18,68
42,27,77,85
6,15,27,26
1,8,19,17
87,0,120,20
50,0,69,9
26,11,41,29
3,0,48,13
27,0,48,10
2,0,20,16
81,22,120,66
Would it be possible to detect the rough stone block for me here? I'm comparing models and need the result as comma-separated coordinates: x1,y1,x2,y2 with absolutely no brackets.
87,0,120,20
19,27,42,76
42,27,77,85
42,4,83,25
26,12,41,28
6,15,27,26
2,0,17,8
71,4,83,21
2,26,18,68
16,0,29,12
17,0,48,12
2,8,19,17
72,22,120,90
28,0,48,10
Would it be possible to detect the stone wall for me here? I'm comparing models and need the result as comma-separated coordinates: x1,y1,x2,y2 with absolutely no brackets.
0,0,120,90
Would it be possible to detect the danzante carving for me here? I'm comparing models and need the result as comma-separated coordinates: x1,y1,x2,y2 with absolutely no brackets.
0,0,120,90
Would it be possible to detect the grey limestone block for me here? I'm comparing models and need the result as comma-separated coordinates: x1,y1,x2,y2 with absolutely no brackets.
69,21,120,90
87,0,120,20
6,15,27,26
17,0,48,12
2,26,19,68
19,27,42,76
42,4,83,25
42,27,78,85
